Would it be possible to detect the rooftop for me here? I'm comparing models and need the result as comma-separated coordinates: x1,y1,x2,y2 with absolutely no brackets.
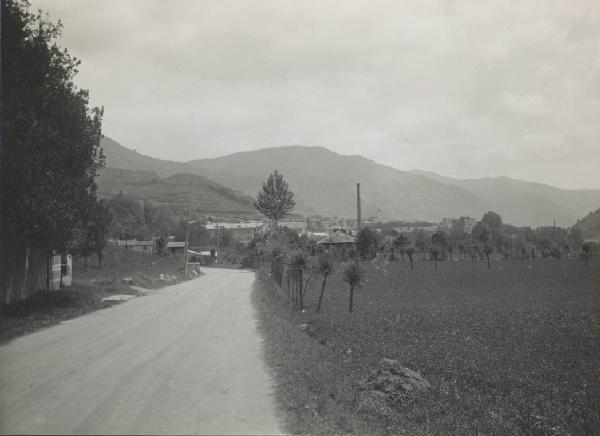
317,232,356,244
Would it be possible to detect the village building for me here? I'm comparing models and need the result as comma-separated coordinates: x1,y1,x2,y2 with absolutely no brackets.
317,232,356,260
112,239,156,254
393,224,438,235
204,220,263,244
166,241,185,254
261,219,308,236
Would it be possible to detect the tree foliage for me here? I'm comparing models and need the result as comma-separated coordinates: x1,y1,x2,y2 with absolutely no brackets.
356,228,381,259
1,0,105,254
1,1,105,299
254,170,296,226
343,261,364,312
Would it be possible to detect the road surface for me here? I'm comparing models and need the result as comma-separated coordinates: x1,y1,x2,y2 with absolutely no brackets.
0,268,283,435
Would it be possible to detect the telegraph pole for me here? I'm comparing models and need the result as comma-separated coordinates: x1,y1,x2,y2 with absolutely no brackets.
185,220,196,276
356,183,362,232
216,212,220,265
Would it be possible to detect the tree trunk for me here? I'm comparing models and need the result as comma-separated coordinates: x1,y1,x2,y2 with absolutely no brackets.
98,250,103,269
486,254,490,269
84,254,87,272
408,255,413,270
302,274,311,299
59,259,63,290
434,256,437,271
317,275,328,313
46,253,51,292
298,270,304,311
349,285,354,312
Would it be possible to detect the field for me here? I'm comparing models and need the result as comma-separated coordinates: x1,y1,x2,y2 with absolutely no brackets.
253,258,600,435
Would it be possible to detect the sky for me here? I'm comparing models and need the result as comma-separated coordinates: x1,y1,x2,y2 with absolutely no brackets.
32,0,600,190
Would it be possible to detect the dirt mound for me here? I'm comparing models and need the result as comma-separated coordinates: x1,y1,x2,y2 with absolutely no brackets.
357,358,431,417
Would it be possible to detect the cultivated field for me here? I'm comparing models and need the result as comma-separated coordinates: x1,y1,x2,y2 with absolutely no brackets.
254,258,600,435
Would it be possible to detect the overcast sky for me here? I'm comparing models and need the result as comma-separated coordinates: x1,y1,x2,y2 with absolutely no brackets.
33,0,600,189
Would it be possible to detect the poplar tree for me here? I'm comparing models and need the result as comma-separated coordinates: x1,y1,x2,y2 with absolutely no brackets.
254,170,295,227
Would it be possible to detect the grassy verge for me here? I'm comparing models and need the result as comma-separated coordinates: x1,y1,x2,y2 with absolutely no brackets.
0,248,191,344
253,259,600,435
252,269,389,435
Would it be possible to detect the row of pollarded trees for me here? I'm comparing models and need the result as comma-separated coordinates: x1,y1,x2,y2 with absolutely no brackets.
260,227,364,313
383,212,594,269
253,170,365,313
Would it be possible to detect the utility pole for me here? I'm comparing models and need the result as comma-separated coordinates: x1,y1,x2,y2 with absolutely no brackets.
356,182,362,233
185,220,196,276
216,212,220,265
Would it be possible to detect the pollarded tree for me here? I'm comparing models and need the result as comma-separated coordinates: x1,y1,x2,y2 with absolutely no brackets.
406,245,415,270
431,230,448,260
393,234,409,261
289,249,307,310
483,245,493,269
430,246,440,271
343,261,364,313
582,242,591,266
254,170,296,228
316,254,335,313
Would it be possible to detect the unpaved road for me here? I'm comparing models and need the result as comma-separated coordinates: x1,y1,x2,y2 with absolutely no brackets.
0,268,283,435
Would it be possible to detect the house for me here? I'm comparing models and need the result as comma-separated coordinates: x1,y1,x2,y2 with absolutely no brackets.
393,224,437,235
317,232,356,260
438,216,478,234
50,254,72,290
262,219,308,236
113,239,156,254
166,241,185,254
204,220,263,244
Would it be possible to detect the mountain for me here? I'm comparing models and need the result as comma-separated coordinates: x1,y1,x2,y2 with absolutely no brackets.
100,136,205,177
410,170,600,227
187,146,600,226
99,138,600,226
187,146,488,222
574,208,600,239
96,138,257,217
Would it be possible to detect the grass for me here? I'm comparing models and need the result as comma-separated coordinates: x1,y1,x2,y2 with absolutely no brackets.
0,248,189,344
252,258,600,435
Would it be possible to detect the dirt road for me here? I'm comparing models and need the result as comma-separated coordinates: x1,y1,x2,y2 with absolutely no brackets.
0,268,283,435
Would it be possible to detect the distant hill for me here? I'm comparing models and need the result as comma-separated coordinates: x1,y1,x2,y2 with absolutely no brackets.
95,167,256,217
187,146,487,222
99,138,600,226
574,208,600,239
410,170,600,227
187,146,600,226
100,136,204,178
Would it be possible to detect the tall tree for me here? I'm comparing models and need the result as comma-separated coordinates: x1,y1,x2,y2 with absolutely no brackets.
1,0,104,301
254,170,295,227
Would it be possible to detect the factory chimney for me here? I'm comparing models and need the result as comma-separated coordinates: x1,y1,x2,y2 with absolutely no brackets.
356,183,362,232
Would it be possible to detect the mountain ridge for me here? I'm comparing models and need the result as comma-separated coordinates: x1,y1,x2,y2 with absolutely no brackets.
98,137,600,226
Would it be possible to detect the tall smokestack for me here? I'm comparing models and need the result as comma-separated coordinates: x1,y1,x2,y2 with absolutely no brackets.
356,183,362,232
